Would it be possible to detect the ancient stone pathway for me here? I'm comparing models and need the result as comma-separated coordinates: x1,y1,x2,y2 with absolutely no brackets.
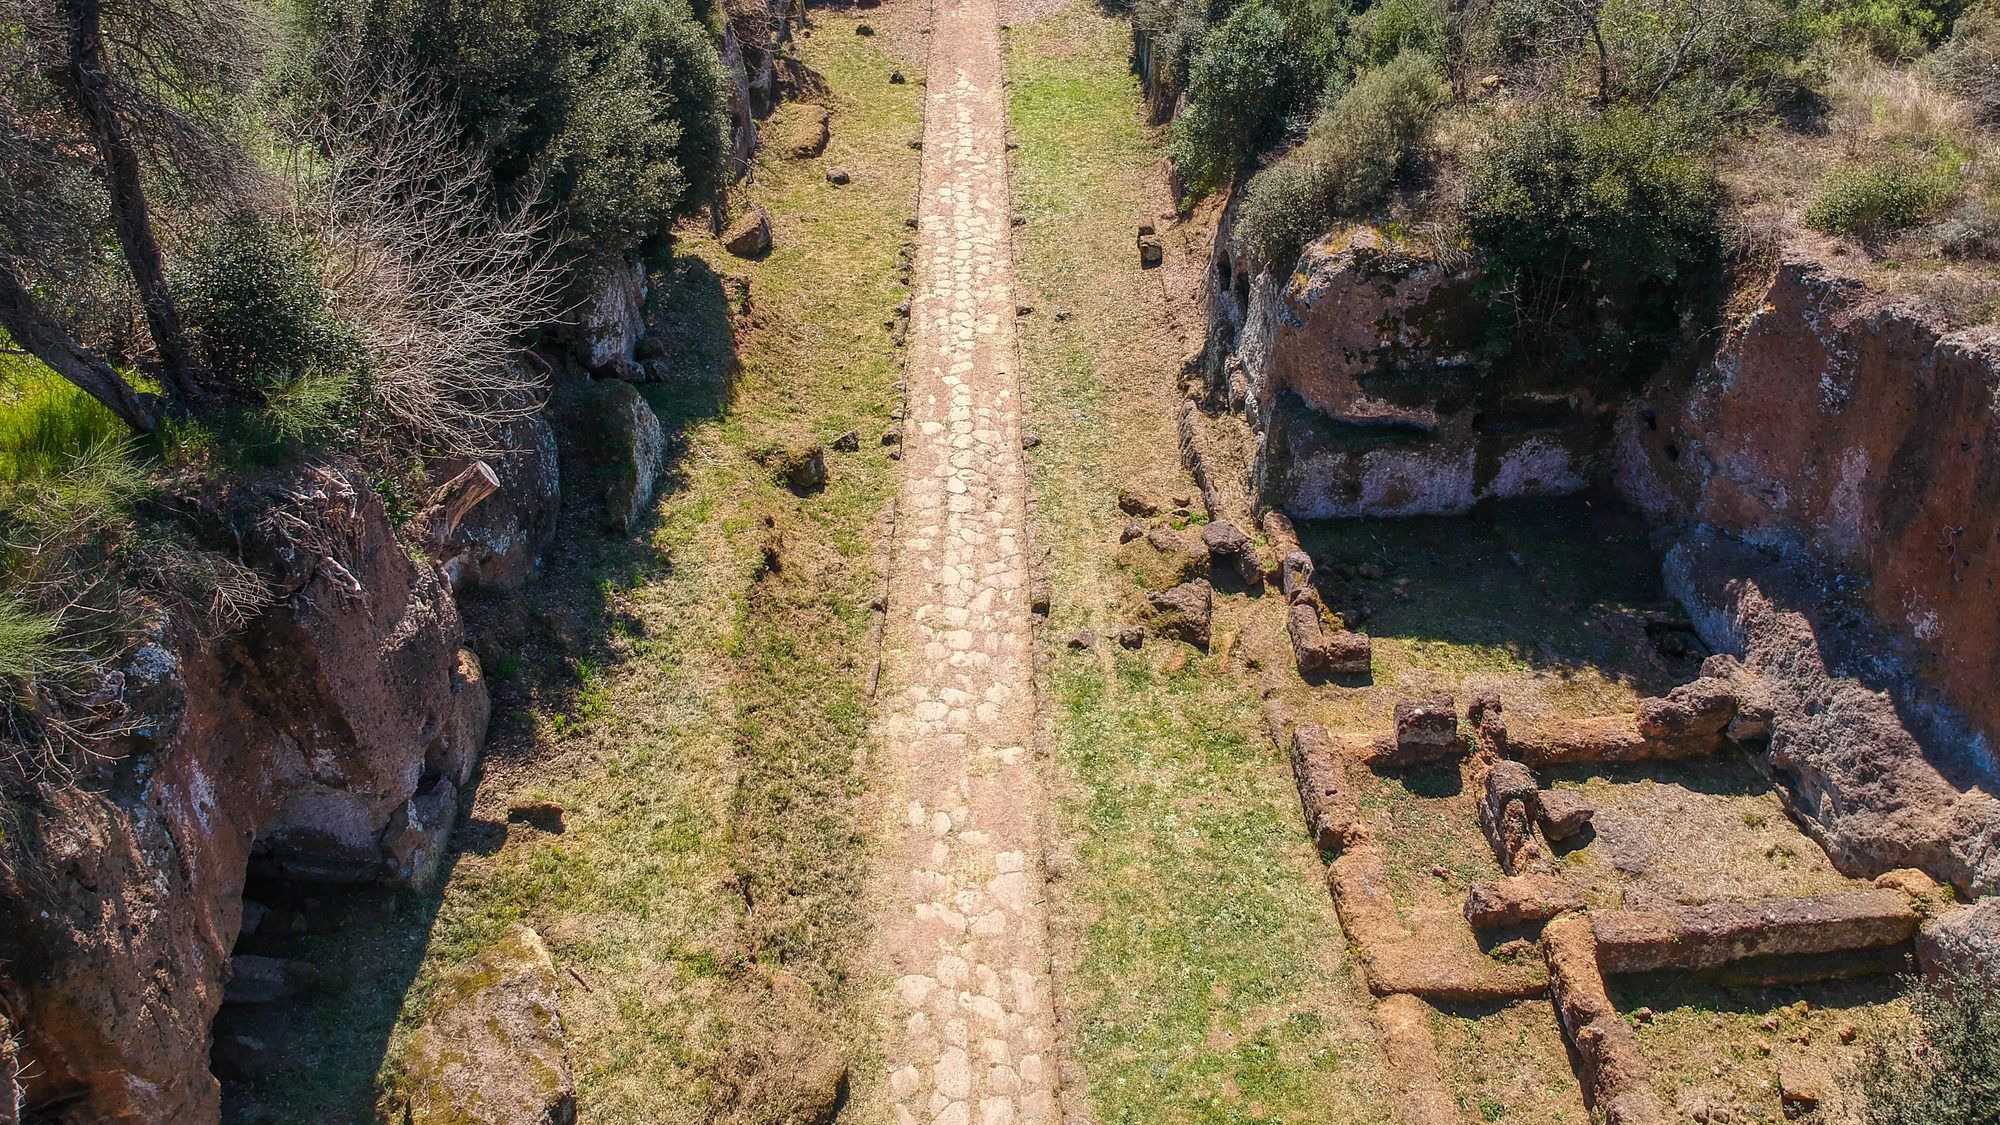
869,0,1062,1119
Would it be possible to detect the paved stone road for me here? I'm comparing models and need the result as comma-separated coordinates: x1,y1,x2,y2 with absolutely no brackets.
871,0,1061,1119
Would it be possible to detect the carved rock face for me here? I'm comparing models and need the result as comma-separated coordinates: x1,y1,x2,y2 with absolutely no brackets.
2,459,490,1121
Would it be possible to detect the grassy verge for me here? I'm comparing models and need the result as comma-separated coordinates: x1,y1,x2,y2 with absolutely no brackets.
1006,7,1392,1122
217,15,922,1123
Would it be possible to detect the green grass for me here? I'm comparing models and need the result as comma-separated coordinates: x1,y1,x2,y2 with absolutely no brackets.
1008,8,1391,1122
0,359,129,484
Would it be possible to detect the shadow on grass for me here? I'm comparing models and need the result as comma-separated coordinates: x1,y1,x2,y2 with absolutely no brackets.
212,253,742,1124
1293,493,1705,694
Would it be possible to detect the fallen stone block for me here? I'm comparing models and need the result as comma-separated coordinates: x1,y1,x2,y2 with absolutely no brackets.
1479,760,1543,875
1463,875,1585,930
1279,551,1314,602
1372,995,1463,1125
1916,897,2000,979
723,206,772,257
1592,890,1919,974
1200,519,1263,586
1510,711,1726,767
1394,696,1460,755
1636,677,1737,742
392,924,576,1125
1147,579,1212,649
1534,790,1596,841
1544,915,1665,1125
1292,724,1366,853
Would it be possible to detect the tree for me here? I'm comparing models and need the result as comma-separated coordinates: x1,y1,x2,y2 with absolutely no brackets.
297,0,730,279
0,0,264,429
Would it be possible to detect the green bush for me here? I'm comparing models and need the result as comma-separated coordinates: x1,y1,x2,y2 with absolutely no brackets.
303,0,730,273
1858,967,2000,1124
1169,4,1302,197
1805,146,1965,237
1465,103,1722,385
1231,49,1450,266
1817,0,1968,59
1348,0,1445,69
177,215,365,443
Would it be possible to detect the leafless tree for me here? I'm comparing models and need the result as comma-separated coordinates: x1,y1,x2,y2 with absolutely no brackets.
282,55,564,459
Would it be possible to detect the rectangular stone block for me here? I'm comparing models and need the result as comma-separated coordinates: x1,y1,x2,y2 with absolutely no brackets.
1291,724,1364,853
1592,890,1919,974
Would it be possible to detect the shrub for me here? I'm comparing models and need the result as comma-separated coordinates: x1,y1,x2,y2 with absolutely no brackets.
300,0,730,272
1348,0,1445,69
1857,967,2000,1124
1232,50,1450,266
177,215,365,443
1818,0,1968,60
1924,7,2000,120
1805,145,1965,237
1170,4,1301,197
1464,103,1722,385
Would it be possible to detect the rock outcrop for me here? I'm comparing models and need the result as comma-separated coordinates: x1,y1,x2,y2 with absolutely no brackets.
392,925,576,1125
443,413,562,592
1202,220,1603,517
0,460,491,1121
596,381,668,534
1667,532,2000,895
1621,248,2000,753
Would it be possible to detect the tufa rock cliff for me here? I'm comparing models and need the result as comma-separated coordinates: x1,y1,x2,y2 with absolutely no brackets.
1201,218,1605,518
0,460,490,1121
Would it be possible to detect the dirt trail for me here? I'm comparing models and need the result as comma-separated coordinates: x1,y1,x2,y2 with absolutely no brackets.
867,0,1062,1118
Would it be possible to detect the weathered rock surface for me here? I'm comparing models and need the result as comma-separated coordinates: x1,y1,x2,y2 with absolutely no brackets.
442,412,561,591
1667,532,2000,895
1204,220,1600,517
1292,724,1365,853
1,460,489,1121
1479,759,1543,875
1534,789,1596,841
1591,890,1918,974
1463,875,1584,929
1916,897,2000,978
574,258,646,379
1620,249,2000,754
724,206,774,258
1634,677,1736,742
1393,696,1459,755
393,925,576,1125
597,380,667,533
1147,579,1213,649
1544,915,1664,1125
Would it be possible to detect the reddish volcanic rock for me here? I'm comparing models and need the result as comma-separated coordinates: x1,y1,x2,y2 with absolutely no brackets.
0,460,490,1121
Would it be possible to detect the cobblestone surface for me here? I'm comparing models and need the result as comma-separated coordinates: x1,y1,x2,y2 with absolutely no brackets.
871,0,1062,1119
